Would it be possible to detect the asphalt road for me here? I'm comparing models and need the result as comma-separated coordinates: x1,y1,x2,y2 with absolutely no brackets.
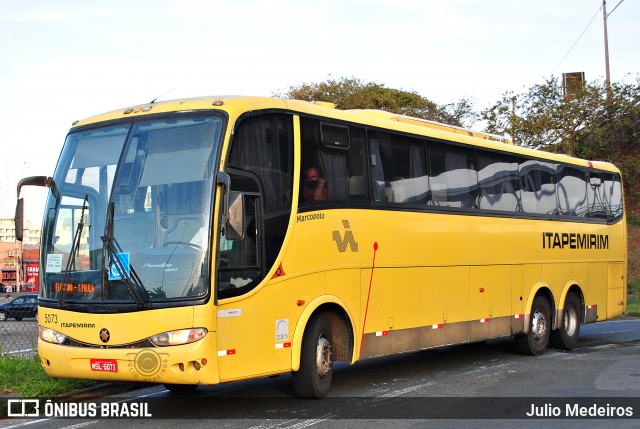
2,318,640,429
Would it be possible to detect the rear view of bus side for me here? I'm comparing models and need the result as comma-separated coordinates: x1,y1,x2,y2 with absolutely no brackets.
21,96,625,398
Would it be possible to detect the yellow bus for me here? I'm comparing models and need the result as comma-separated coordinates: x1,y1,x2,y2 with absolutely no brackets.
16,96,626,398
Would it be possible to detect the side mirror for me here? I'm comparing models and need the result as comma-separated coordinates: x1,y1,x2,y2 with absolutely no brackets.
15,176,55,242
215,172,245,241
14,198,24,242
226,191,245,241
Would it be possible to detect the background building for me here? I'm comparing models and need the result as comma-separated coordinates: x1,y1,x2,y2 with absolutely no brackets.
0,218,40,292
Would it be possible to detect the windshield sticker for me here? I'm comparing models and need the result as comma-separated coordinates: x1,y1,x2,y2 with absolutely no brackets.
46,254,63,273
108,253,130,281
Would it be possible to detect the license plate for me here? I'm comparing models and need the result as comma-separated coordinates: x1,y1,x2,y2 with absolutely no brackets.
90,359,118,373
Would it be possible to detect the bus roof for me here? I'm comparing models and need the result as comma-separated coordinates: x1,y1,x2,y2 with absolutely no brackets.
70,95,620,174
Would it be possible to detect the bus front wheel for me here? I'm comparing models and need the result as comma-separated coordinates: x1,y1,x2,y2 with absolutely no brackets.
550,293,581,350
516,296,551,356
292,313,333,398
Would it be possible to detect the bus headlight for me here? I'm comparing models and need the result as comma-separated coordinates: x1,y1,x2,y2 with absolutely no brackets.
39,326,67,344
149,328,208,346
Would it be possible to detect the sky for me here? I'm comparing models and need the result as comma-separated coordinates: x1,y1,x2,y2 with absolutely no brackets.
1,0,639,221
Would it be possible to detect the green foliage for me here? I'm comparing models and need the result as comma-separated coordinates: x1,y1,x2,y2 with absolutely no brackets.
0,355,93,397
482,75,640,206
627,279,640,317
276,76,478,127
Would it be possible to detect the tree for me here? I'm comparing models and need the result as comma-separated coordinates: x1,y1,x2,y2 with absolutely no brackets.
482,76,640,205
276,76,477,128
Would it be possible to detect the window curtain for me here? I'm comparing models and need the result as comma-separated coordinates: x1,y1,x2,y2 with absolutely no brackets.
368,138,385,202
318,149,349,200
228,117,278,210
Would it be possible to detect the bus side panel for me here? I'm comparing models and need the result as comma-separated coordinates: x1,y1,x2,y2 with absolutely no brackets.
361,268,423,354
607,262,625,318
586,263,608,322
541,263,572,307
215,275,323,382
361,266,469,358
469,265,512,340
510,265,526,334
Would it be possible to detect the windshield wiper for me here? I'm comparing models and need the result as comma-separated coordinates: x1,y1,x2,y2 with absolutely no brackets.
102,202,152,309
59,195,88,308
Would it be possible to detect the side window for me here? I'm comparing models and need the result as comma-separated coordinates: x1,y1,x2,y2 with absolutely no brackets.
477,150,520,212
217,195,260,300
587,172,608,218
368,131,428,204
221,113,293,299
428,142,478,208
556,165,588,216
229,114,293,212
604,173,623,221
300,117,368,205
519,159,556,215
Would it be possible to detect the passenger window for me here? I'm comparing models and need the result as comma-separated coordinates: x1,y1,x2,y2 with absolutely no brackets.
368,131,428,204
556,165,588,216
604,173,623,221
299,117,369,204
477,151,519,212
519,159,556,215
428,143,478,208
587,172,608,218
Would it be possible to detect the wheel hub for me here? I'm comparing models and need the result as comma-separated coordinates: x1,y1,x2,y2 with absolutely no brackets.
315,335,332,378
564,306,578,336
531,309,547,342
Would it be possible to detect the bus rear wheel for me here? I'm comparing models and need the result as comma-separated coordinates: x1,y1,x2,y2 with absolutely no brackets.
292,313,333,398
550,293,581,350
516,296,551,356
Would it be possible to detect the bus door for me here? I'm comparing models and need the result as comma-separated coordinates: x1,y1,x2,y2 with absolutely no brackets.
215,113,294,380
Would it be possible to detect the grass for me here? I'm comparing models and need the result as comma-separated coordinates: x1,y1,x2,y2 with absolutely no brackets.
627,222,640,317
627,278,640,317
0,355,94,397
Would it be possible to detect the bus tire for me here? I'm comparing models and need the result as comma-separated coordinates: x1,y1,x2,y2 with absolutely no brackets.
292,313,333,398
515,296,551,356
550,293,581,350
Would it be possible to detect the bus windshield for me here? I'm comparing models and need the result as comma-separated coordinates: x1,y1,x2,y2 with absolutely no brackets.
40,115,224,308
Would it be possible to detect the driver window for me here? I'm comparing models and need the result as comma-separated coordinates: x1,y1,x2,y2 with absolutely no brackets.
217,195,260,299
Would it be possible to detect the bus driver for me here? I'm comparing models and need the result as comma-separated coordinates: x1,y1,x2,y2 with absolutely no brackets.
303,166,328,202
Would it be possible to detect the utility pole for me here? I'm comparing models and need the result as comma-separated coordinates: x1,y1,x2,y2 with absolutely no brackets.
602,0,611,89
